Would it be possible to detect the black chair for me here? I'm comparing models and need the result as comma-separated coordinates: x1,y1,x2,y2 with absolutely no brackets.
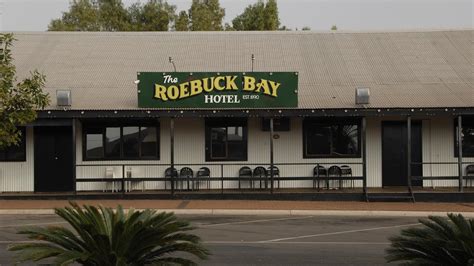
313,165,328,190
238,166,253,190
328,165,342,189
253,166,268,189
196,167,211,190
340,165,353,189
267,166,280,189
164,167,178,190
465,165,474,188
179,167,193,190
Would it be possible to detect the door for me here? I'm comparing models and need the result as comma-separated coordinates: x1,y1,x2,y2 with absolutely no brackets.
382,121,422,187
34,126,74,192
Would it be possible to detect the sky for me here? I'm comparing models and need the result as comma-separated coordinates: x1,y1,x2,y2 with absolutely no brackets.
1,0,472,31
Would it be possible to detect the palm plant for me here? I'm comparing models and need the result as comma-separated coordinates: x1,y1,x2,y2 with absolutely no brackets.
8,202,210,265
386,213,474,265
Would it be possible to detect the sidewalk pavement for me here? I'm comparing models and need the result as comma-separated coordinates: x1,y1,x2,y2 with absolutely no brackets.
1,200,474,217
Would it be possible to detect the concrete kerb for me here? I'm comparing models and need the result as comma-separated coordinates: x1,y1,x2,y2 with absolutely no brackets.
1,209,474,217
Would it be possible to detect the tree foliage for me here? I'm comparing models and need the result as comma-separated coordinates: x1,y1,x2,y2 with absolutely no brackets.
175,10,189,31
0,33,49,148
231,0,281,31
189,0,225,31
48,0,100,31
386,213,474,265
49,0,293,32
48,0,176,31
127,0,176,31
9,202,210,265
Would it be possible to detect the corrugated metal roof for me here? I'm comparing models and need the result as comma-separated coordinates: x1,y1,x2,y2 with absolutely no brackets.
10,30,473,110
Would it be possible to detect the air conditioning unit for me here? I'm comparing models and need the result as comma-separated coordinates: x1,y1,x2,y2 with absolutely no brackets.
56,90,72,107
355,87,370,105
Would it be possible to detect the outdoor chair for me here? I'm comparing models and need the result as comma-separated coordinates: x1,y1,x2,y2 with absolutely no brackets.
465,165,474,188
327,165,342,189
164,167,178,190
104,167,120,192
125,167,145,192
238,166,253,190
313,165,328,190
179,167,194,191
253,166,268,189
340,165,353,189
196,167,211,190
267,166,280,189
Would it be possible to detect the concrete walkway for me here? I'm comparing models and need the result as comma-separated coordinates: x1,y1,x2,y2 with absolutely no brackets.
1,200,474,217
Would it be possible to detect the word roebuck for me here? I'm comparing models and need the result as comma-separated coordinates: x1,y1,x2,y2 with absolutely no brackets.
154,75,282,101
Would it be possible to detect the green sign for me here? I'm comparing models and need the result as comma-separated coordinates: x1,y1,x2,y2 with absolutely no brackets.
137,72,298,108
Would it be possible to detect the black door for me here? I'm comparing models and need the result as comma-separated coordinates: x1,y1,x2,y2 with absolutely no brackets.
34,126,74,192
382,121,422,187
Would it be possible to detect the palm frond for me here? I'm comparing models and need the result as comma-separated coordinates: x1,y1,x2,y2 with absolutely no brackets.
386,213,474,265
9,202,210,265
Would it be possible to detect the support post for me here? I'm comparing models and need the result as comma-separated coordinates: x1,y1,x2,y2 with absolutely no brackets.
458,115,463,192
170,117,175,195
269,118,274,194
72,118,77,195
361,117,367,195
407,116,412,193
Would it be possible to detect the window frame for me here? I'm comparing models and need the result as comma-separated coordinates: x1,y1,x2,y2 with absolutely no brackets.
205,118,248,162
0,127,27,162
454,116,474,158
82,121,160,161
303,118,361,158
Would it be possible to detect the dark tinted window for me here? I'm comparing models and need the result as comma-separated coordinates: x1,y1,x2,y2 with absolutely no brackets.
105,127,121,158
85,128,103,159
455,116,474,157
206,119,247,161
83,123,159,160
140,127,158,158
123,127,139,158
0,128,26,162
304,119,360,158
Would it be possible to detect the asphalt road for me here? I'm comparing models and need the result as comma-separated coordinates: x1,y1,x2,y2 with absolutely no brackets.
0,214,422,265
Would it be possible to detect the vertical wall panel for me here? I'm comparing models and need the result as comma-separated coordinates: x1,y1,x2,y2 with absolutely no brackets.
0,127,34,192
366,118,382,188
422,117,473,187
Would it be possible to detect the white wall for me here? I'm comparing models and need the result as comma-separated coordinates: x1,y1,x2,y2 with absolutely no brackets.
1,116,470,192
0,127,34,192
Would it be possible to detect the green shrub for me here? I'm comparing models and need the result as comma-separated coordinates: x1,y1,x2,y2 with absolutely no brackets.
386,213,474,265
9,202,209,265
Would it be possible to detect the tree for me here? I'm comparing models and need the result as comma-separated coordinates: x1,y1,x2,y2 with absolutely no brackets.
49,0,176,32
9,202,210,265
331,25,338,31
263,0,279,30
386,213,474,265
48,0,100,31
175,10,189,31
189,0,225,31
302,26,311,31
0,34,49,148
97,0,129,31
231,0,281,31
127,0,176,31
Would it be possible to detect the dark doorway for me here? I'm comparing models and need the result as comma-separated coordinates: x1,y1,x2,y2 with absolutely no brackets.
382,121,422,187
34,126,74,192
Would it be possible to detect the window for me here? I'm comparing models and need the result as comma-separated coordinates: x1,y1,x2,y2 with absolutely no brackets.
83,123,159,160
0,128,26,162
205,119,247,161
455,116,474,157
303,118,361,158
